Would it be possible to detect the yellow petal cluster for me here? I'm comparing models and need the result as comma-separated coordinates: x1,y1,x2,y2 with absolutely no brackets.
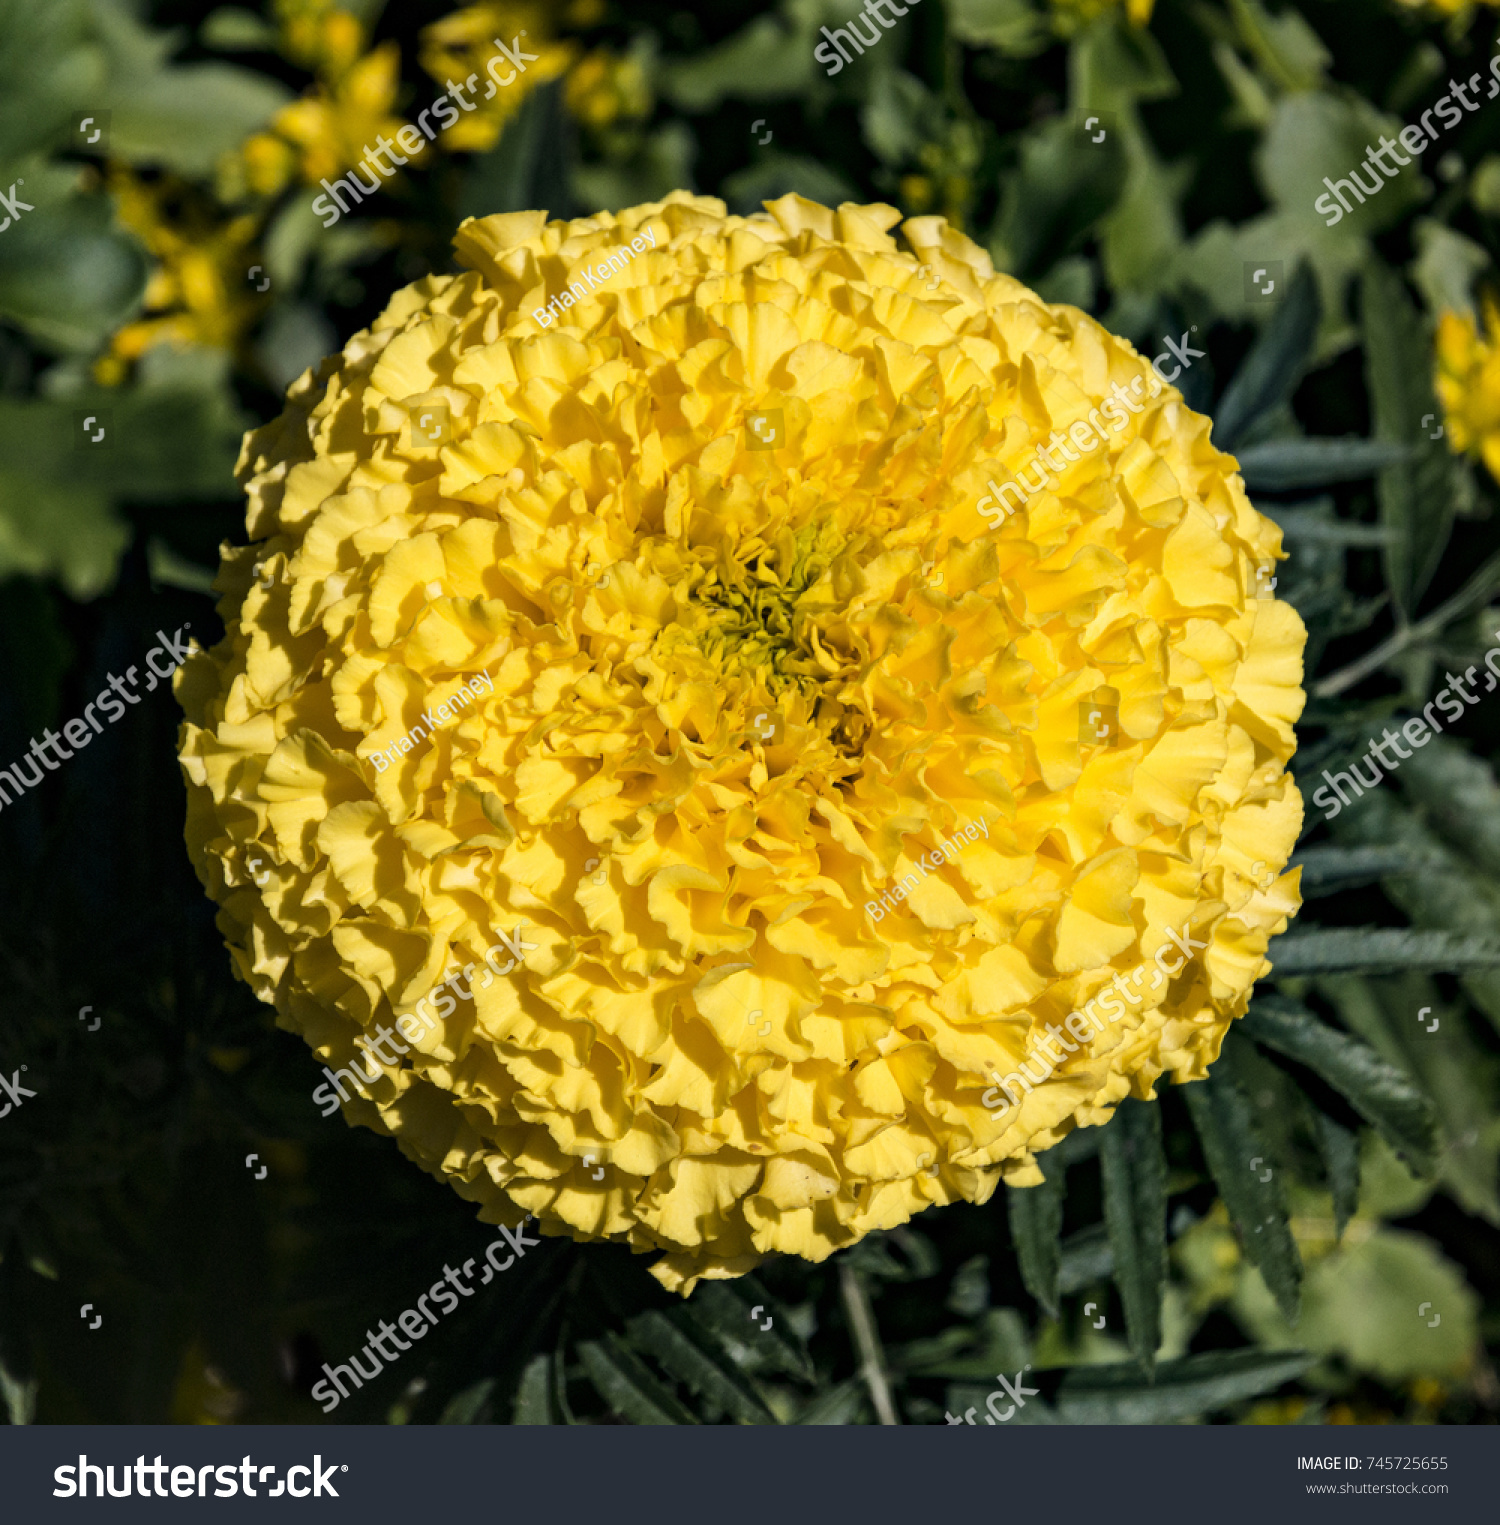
1436,302,1500,484
176,192,1305,1293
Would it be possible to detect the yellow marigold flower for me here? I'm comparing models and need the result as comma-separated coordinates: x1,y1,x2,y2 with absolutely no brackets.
176,194,1305,1294
270,40,413,188
418,3,575,154
564,50,652,132
275,0,366,80
104,170,264,364
1050,0,1156,31
1435,303,1500,483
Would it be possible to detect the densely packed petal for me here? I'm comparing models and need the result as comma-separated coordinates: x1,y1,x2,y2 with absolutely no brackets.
177,192,1305,1293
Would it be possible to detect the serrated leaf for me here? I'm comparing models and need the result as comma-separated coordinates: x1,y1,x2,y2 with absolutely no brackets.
1330,780,1500,1037
1288,844,1443,896
1315,1113,1360,1238
795,1377,867,1425
1235,437,1408,490
1007,1150,1063,1320
691,1278,814,1382
630,1311,776,1425
1057,1221,1113,1293
511,1354,562,1425
1396,733,1500,884
1099,1097,1165,1370
461,81,571,223
1271,926,1500,976
1182,1044,1302,1322
1241,994,1439,1175
989,116,1126,278
438,1377,494,1424
577,1334,698,1426
1053,1348,1315,1423
1214,259,1319,450
1363,260,1453,615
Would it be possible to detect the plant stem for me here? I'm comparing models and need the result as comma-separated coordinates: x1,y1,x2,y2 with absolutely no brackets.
839,1261,900,1425
1314,550,1500,698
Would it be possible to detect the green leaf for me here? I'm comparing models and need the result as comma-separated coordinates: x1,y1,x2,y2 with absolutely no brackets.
988,117,1126,278
0,1355,36,1426
945,0,1049,56
1233,1228,1478,1383
199,7,279,51
722,154,859,219
1330,779,1500,1038
1317,970,1498,1222
1256,93,1421,237
795,1377,867,1425
577,1334,698,1425
690,1277,814,1383
438,1377,494,1424
1362,259,1453,616
0,192,147,352
629,1311,776,1425
0,473,126,599
91,0,289,176
1052,1348,1315,1423
1099,1096,1166,1370
1006,1150,1063,1320
462,81,571,222
1271,927,1500,977
1071,13,1179,114
1263,508,1395,547
1234,437,1408,491
1057,1221,1113,1292
1182,1044,1302,1322
0,0,96,164
1213,259,1319,451
1396,733,1500,885
660,8,819,110
1289,844,1443,896
1315,1113,1360,1238
1225,0,1329,91
1241,994,1438,1175
511,1355,562,1425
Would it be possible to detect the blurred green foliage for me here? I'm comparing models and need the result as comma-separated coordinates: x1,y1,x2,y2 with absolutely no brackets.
2,0,1500,1426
